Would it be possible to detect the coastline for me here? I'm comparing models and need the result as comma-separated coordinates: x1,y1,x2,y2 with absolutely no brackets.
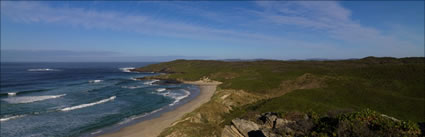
98,80,221,137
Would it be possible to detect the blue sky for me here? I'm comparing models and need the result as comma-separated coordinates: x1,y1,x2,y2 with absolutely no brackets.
1,1,424,62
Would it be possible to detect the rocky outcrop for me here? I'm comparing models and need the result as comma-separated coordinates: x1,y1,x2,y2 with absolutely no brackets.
222,125,244,137
221,113,298,137
231,118,261,137
258,112,278,128
222,110,422,137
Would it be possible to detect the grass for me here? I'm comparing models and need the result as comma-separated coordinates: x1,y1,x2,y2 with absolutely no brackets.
136,57,424,123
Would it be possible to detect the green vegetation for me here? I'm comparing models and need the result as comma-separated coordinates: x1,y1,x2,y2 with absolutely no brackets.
332,109,421,137
220,109,421,137
137,57,424,123
137,57,424,137
272,109,421,137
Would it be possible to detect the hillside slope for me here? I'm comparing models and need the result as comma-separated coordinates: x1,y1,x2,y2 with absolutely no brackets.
135,57,424,136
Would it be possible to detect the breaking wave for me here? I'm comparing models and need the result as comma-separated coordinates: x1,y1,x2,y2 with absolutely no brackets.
144,80,159,85
60,96,116,112
2,94,66,104
121,85,143,89
118,108,163,125
89,80,103,83
7,92,16,96
0,115,26,122
155,89,191,106
27,68,59,72
169,90,191,106
0,89,51,97
119,67,135,73
156,88,166,92
90,130,103,135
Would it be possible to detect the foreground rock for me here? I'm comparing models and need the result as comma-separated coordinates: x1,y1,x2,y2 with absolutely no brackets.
231,118,261,137
222,125,244,137
222,110,422,137
222,112,297,137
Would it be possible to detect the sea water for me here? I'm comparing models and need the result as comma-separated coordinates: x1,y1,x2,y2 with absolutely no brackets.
0,62,199,137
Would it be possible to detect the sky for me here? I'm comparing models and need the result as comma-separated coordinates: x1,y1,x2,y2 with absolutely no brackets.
1,1,424,62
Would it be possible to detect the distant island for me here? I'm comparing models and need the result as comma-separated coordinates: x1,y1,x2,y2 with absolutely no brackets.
103,57,424,137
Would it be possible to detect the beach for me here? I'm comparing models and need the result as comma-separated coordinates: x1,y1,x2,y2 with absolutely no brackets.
99,80,221,137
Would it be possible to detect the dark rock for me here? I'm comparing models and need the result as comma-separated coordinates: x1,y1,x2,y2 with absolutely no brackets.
261,128,282,137
247,130,266,137
419,122,425,137
258,112,279,129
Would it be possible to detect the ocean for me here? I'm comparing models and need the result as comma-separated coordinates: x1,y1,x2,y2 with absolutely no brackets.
0,62,200,137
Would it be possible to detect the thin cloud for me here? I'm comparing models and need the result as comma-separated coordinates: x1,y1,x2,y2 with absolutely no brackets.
1,1,282,43
1,1,422,58
0,1,343,50
254,1,422,51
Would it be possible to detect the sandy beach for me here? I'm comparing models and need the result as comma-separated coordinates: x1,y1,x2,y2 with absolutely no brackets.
99,80,221,137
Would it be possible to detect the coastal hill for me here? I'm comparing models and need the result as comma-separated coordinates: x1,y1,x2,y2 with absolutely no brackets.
134,57,424,137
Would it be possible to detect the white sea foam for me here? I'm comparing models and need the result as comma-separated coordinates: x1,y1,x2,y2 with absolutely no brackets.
91,130,103,135
27,68,59,72
155,89,191,106
7,92,17,96
118,108,163,125
144,80,159,85
169,90,191,106
0,115,26,122
89,80,103,83
121,85,143,89
2,94,66,104
119,67,135,73
156,88,166,92
60,96,116,111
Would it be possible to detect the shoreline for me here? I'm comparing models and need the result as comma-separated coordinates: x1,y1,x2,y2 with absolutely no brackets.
98,80,221,137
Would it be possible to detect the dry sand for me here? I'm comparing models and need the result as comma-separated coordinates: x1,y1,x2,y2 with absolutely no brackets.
99,80,221,137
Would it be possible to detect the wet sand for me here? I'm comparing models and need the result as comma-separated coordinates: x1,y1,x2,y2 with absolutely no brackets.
99,80,221,137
